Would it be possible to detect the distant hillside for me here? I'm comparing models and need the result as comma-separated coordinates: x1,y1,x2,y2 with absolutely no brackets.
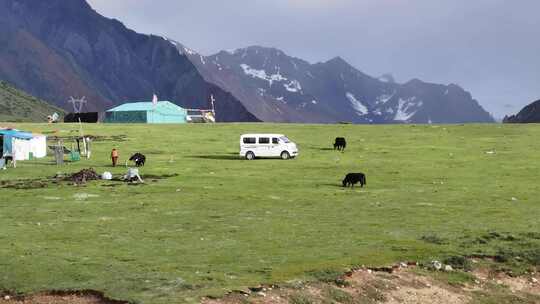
504,99,540,123
0,81,63,122
0,0,257,122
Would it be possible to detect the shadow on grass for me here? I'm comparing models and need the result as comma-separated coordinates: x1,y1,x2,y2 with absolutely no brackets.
189,155,241,161
317,148,347,153
319,183,345,188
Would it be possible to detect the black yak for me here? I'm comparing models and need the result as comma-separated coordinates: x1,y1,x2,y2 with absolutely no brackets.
129,153,146,167
342,173,366,188
334,137,347,151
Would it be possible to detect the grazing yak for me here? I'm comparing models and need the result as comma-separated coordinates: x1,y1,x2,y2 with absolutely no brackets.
129,153,146,167
342,173,366,188
334,137,347,151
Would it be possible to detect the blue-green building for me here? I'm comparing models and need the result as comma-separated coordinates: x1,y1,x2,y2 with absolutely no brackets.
104,101,188,124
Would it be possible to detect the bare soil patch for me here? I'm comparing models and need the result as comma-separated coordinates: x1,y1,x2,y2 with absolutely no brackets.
0,290,128,304
1,263,538,304
204,263,540,304
0,171,178,190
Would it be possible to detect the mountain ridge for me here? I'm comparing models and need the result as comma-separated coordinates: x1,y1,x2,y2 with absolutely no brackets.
0,0,493,124
0,0,258,122
503,99,540,123
175,43,493,123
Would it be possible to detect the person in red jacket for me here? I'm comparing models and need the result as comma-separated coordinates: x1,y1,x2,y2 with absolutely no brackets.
111,148,119,167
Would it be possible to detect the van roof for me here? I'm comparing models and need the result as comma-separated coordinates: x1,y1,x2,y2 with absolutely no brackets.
241,134,286,138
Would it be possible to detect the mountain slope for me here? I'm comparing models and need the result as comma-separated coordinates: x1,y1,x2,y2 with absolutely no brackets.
0,0,257,122
503,99,540,123
179,45,494,124
0,81,64,122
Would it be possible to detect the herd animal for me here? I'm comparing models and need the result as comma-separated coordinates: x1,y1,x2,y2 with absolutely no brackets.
334,137,347,151
332,137,368,189
342,173,367,188
129,153,146,167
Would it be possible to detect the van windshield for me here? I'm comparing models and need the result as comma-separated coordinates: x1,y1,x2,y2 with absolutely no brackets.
280,136,291,143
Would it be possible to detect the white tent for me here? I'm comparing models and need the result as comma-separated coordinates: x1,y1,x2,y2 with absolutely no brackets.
12,135,47,161
1,130,47,161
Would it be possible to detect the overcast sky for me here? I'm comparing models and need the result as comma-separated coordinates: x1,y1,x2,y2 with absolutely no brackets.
87,0,540,118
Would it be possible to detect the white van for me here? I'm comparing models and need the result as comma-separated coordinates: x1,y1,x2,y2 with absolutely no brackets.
240,134,299,160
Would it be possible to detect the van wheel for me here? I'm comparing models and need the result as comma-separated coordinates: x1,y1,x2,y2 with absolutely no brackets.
281,151,290,160
245,151,255,160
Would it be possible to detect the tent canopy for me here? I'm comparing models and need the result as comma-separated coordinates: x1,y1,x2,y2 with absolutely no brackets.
0,129,34,140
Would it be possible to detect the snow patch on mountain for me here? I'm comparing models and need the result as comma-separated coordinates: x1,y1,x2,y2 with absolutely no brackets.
395,97,423,121
378,74,395,83
183,47,196,56
346,92,368,115
376,92,396,104
284,80,302,93
275,97,287,104
240,64,287,86
163,37,193,57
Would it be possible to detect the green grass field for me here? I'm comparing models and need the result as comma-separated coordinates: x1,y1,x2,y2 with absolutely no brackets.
0,123,539,303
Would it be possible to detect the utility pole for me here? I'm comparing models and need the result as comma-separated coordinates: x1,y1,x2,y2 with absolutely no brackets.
68,96,87,114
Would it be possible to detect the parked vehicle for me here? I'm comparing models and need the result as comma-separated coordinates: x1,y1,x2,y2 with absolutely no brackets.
240,134,299,160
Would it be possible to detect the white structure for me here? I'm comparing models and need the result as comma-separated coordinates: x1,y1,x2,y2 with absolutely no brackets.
0,129,47,161
240,134,299,160
13,135,47,160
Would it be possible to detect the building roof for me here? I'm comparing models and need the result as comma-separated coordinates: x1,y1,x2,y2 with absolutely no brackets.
0,129,34,139
106,101,186,112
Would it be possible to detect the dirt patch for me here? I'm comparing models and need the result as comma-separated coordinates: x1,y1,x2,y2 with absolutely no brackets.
0,179,54,190
69,168,100,185
204,262,540,304
0,168,101,189
0,290,128,304
143,173,179,180
472,267,540,295
383,271,470,304
0,171,177,190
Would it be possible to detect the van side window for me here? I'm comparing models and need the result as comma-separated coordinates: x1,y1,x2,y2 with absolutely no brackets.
243,137,256,144
259,137,270,144
272,138,279,144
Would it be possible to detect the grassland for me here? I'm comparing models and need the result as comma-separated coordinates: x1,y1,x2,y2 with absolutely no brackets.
0,123,539,303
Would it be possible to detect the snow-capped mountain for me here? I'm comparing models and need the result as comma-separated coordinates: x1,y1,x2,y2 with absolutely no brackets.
173,44,494,123
0,0,493,124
